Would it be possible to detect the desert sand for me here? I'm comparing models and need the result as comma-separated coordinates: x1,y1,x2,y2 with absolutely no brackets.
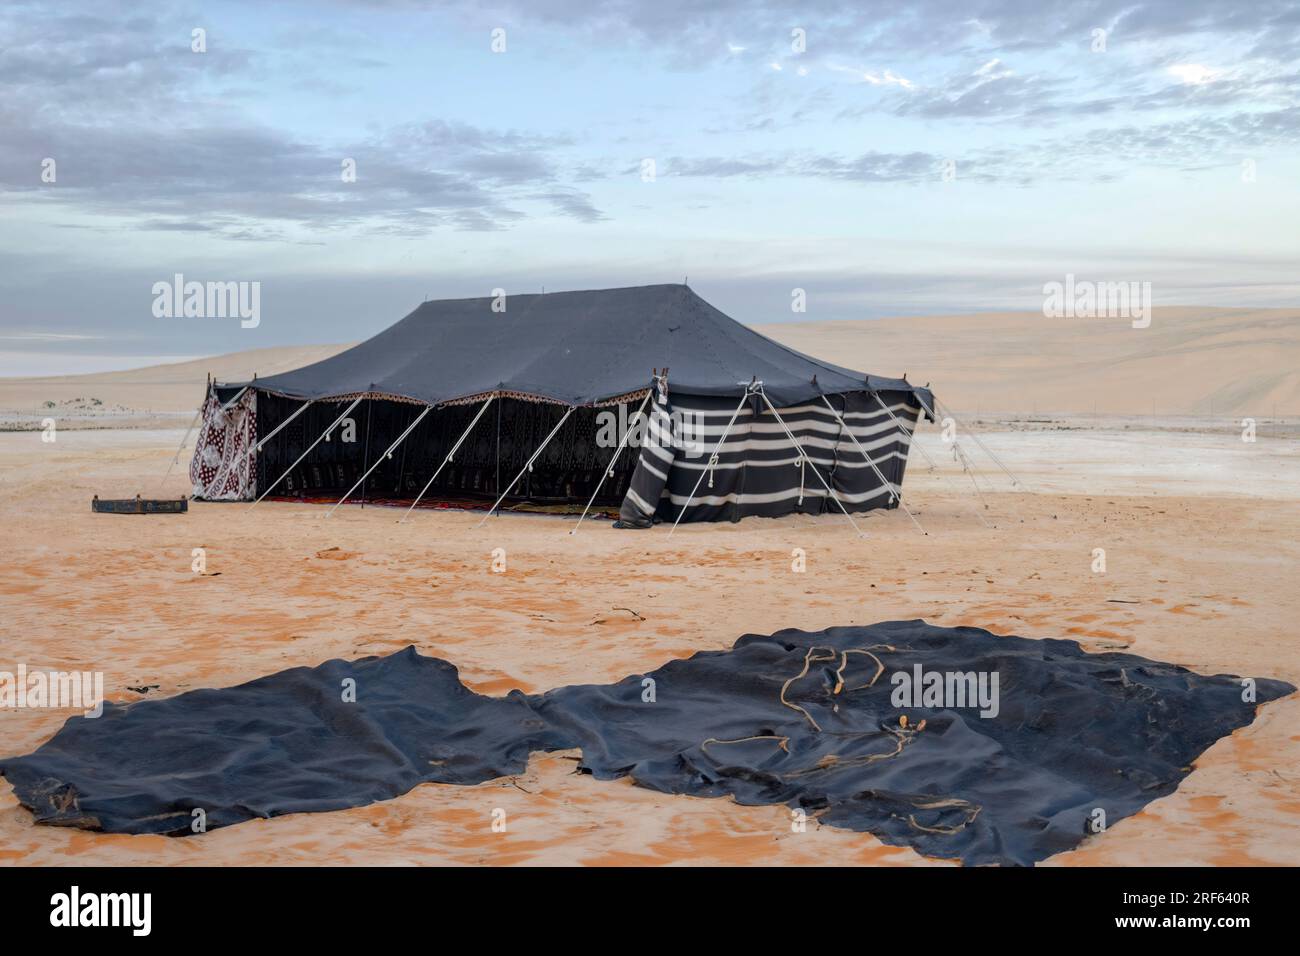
0,309,1297,866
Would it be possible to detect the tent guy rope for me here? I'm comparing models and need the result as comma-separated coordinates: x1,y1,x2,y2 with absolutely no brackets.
820,394,925,535
572,391,652,534
758,387,866,537
399,396,496,523
249,397,362,510
326,406,431,517
668,385,755,536
475,405,575,528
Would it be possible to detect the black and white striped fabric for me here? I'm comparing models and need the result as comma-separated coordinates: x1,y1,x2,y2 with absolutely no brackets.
617,388,922,526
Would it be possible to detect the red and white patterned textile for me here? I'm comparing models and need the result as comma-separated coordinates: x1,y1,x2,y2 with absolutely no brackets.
190,387,257,500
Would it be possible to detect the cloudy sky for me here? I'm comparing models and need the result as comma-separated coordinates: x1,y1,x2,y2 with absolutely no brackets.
2,0,1298,373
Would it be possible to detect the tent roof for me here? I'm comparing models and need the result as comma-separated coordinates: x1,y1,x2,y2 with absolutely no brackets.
240,284,933,409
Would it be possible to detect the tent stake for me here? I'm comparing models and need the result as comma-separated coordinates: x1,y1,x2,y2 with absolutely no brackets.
819,395,925,535
326,405,431,517
249,397,363,510
571,391,651,534
668,386,754,536
399,396,495,523
476,405,575,527
758,388,867,537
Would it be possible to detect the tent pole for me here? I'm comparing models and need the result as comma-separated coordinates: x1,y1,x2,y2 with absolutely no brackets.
476,405,575,527
758,388,866,537
935,397,1022,488
219,385,249,412
249,397,363,510
875,390,989,529
326,406,431,517
869,392,939,471
668,386,754,537
399,396,495,523
359,395,375,507
254,399,313,452
571,391,652,534
820,395,925,535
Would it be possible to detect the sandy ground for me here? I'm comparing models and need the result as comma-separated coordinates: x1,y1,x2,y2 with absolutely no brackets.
1,419,1297,866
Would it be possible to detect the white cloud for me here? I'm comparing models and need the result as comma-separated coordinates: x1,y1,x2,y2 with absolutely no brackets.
974,58,1012,80
828,63,914,88
1167,63,1222,85
863,69,913,89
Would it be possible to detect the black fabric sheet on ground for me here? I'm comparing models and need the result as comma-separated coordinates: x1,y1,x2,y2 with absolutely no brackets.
2,621,1292,866
0,650,568,836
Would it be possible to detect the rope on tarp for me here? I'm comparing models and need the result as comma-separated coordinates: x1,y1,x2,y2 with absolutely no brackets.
700,735,791,757
906,797,982,834
768,642,984,834
780,646,837,731
833,646,889,694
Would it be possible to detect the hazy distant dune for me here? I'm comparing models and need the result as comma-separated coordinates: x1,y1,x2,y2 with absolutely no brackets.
0,306,1295,422
764,306,1300,416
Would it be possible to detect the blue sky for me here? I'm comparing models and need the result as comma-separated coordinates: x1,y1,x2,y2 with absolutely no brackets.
2,0,1298,373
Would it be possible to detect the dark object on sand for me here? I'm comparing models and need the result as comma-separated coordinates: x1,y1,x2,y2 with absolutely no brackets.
91,495,187,514
1,621,1292,865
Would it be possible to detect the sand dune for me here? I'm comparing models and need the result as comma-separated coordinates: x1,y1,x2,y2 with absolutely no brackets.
0,344,350,425
0,306,1296,426
765,306,1300,417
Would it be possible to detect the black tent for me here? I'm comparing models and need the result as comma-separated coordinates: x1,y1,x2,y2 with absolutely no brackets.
193,284,936,526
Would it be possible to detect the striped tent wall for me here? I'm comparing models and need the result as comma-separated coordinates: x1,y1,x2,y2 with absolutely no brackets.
618,389,923,526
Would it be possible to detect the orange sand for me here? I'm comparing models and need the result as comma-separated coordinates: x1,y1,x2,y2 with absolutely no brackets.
1,419,1296,865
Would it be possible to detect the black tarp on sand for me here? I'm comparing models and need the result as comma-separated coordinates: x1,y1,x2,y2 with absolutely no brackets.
2,621,1292,865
